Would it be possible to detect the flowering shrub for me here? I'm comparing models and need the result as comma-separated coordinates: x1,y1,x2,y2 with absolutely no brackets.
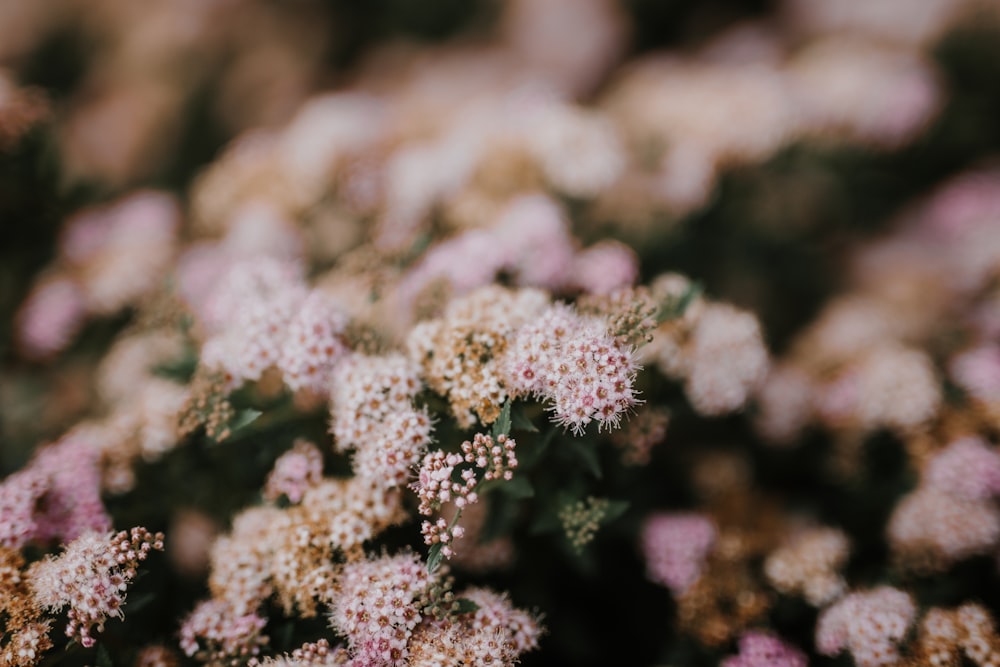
4,1,1000,666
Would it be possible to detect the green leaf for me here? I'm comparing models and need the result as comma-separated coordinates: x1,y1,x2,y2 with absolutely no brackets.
453,598,480,614
520,427,557,469
275,620,295,651
602,499,630,523
479,493,522,542
123,591,155,614
426,543,444,573
151,352,198,383
491,399,512,440
511,404,539,433
569,440,602,479
498,475,534,499
229,408,263,435
677,281,703,314
657,281,704,323
529,506,562,534
96,645,113,667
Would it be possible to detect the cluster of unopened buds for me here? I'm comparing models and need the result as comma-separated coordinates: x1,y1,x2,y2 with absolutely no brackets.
414,452,478,517
111,527,166,579
461,433,517,483
414,433,517,559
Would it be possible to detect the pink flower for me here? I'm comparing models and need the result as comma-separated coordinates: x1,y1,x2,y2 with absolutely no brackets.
329,552,433,666
816,586,916,667
28,527,163,648
568,240,638,295
179,599,269,662
200,258,308,388
61,191,181,315
950,344,1000,404
264,440,324,504
503,304,639,434
889,486,1000,564
0,431,111,549
722,631,807,667
329,354,423,454
352,409,433,488
0,470,47,550
15,276,86,360
925,437,1000,502
457,587,542,655
492,194,577,290
640,512,716,595
277,290,349,393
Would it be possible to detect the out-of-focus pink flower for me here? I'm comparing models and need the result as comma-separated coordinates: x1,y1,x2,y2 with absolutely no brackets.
640,512,716,596
888,487,1000,564
277,290,349,394
685,303,769,416
925,437,1000,502
64,191,181,314
753,364,815,446
568,240,638,295
722,631,807,667
493,194,577,290
199,257,308,388
816,586,915,667
950,344,1000,404
788,38,941,149
264,441,324,504
15,276,86,360
816,345,940,433
0,470,47,550
0,432,111,550
398,194,580,314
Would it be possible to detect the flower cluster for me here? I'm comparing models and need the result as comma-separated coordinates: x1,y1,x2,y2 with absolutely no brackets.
764,527,850,606
558,497,611,552
816,586,916,667
329,354,431,488
15,192,180,359
888,437,1000,571
277,291,349,394
249,639,348,667
27,528,163,648
407,287,548,428
907,603,1000,667
641,513,717,596
179,599,270,667
329,552,432,666
0,433,110,550
644,275,770,417
263,440,324,504
504,303,640,433
199,258,308,389
398,194,638,312
721,631,807,667
0,548,53,667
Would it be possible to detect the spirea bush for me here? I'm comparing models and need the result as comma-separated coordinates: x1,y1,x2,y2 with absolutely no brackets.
5,1,1000,666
